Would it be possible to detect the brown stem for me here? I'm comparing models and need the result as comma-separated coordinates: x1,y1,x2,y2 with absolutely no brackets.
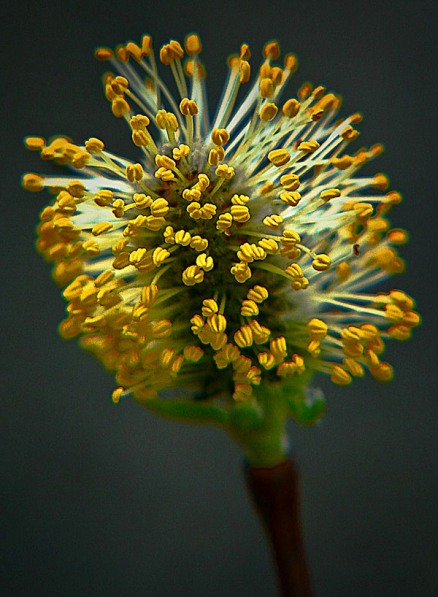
244,457,313,597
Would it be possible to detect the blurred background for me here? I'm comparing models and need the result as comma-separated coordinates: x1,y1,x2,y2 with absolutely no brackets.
2,0,437,595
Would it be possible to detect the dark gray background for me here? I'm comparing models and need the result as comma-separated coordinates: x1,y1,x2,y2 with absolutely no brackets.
3,0,437,595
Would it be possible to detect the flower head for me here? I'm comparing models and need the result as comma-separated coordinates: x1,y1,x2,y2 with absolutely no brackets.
23,34,419,427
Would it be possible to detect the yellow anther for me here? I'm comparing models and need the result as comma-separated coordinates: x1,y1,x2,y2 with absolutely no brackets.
163,226,175,244
145,216,166,231
230,194,249,206
270,66,283,85
280,173,300,191
112,387,124,404
240,43,251,61
239,60,251,83
263,214,283,229
312,254,331,271
233,383,253,401
179,98,199,116
202,299,218,317
152,247,170,266
187,201,202,219
72,151,91,169
140,35,152,57
208,147,224,166
280,191,301,207
387,325,411,341
341,125,360,141
331,365,352,386
112,237,129,253
129,247,150,266
156,110,179,131
190,236,209,251
196,173,210,191
260,77,274,98
182,188,201,202
24,136,46,151
281,229,301,245
282,98,301,118
131,130,149,146
370,247,404,273
259,102,278,121
22,173,44,192
231,262,252,283
263,41,280,60
277,361,297,377
385,191,402,205
196,253,214,271
247,285,269,303
184,59,206,79
95,270,115,288
184,345,204,362
112,199,125,218
126,163,144,182
65,181,86,198
258,238,279,254
336,261,350,281
370,362,394,382
182,265,204,286
130,115,150,130
150,198,169,217
234,325,254,348
133,193,153,209
260,181,274,195
216,213,233,231
306,339,321,358
387,229,408,245
343,358,365,378
153,320,172,339
92,222,113,236
174,229,192,246
173,144,190,160
132,302,149,321
111,76,129,95
125,42,143,61
207,314,227,333
200,203,217,219
307,319,328,341
228,205,249,224
210,128,230,146
268,149,291,167
155,167,176,181
95,47,114,61
94,189,113,207
215,164,235,179
353,202,373,220
111,97,130,118
190,314,204,334
237,243,266,262
171,354,184,374
320,188,341,201
258,352,276,370
185,34,202,55
241,300,259,317
384,303,404,323
270,336,287,361
372,174,389,190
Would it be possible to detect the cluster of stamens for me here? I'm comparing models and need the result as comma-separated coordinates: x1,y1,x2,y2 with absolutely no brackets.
23,34,420,414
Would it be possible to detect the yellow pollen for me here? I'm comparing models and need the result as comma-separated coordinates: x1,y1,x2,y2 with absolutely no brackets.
152,320,172,338
312,254,331,272
196,253,214,271
241,299,259,317
308,318,328,340
182,265,205,286
258,238,279,253
152,247,170,266
24,136,46,151
215,164,235,180
263,41,280,60
320,188,341,201
258,352,276,370
111,97,130,118
234,325,254,348
185,34,202,55
174,229,191,246
239,60,251,84
211,128,230,146
92,222,113,236
230,205,250,223
247,285,269,303
259,102,278,121
231,262,252,283
331,365,353,386
202,299,219,317
22,173,44,192
207,314,227,333
173,144,190,160
282,99,301,118
270,336,287,361
216,213,233,231
184,345,204,362
179,98,199,116
268,149,291,167
190,236,209,251
260,78,274,98
126,163,144,182
280,173,300,191
263,214,283,229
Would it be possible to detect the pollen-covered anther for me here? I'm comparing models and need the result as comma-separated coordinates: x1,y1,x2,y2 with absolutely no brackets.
280,173,300,191
343,357,365,378
152,320,173,339
277,361,297,377
183,345,204,362
207,314,227,333
201,299,218,317
231,262,252,283
234,325,254,348
237,243,266,262
133,193,153,209
312,254,331,272
263,40,280,60
173,144,190,160
249,320,271,344
307,340,321,358
190,236,209,251
196,253,214,271
92,222,113,236
185,34,202,55
270,336,287,362
282,99,301,118
112,199,125,217
179,98,199,116
260,77,274,98
297,140,320,153
285,264,309,291
370,362,394,382
152,247,170,267
126,163,144,182
84,137,105,153
211,128,230,146
320,188,341,202
216,213,233,231
260,102,278,121
308,318,328,341
182,265,204,286
258,352,276,370
111,97,130,118
233,383,253,401
150,198,169,217
208,147,225,166
241,300,259,317
263,214,283,229
331,365,353,386
268,149,291,167
239,60,251,84
229,205,250,223
353,202,373,220
129,248,154,270
173,229,191,246
258,239,279,254
247,285,269,303
155,110,179,132
155,167,176,182
22,173,45,192
215,164,235,180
